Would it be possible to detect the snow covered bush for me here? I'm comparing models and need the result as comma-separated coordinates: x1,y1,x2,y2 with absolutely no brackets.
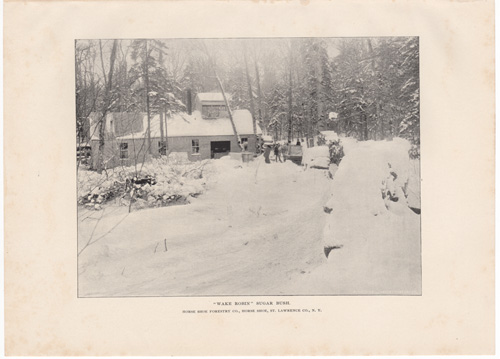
78,157,212,210
408,143,420,159
317,134,327,146
77,170,126,209
380,162,410,214
319,131,345,165
329,140,345,166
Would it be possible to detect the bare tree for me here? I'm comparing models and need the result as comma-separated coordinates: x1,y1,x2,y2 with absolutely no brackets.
243,43,257,138
75,41,102,169
253,46,264,136
96,39,118,174
201,41,243,150
287,40,294,143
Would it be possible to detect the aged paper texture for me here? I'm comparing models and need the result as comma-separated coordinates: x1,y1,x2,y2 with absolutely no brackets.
4,0,495,356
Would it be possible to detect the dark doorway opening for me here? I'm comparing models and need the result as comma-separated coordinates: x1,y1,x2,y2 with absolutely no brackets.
211,141,231,159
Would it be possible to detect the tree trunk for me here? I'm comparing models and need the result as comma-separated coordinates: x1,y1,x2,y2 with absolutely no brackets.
164,103,169,151
287,41,293,143
301,105,308,146
308,107,314,147
367,39,384,140
144,40,152,155
243,44,257,139
377,102,384,140
315,56,322,141
96,39,118,173
363,112,368,141
214,69,242,151
159,108,164,155
201,41,243,151
280,114,284,140
254,54,264,134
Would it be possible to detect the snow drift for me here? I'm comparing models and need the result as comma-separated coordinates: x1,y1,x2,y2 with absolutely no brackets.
302,146,330,169
317,137,421,294
323,138,419,245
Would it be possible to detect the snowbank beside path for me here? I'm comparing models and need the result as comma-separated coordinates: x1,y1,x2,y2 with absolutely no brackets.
315,138,421,294
324,138,416,217
302,146,330,169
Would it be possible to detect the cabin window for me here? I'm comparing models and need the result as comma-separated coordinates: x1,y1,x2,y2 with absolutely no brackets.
119,143,128,159
241,137,249,151
192,139,200,154
158,141,167,155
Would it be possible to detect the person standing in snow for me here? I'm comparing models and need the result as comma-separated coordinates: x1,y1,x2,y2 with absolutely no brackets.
274,143,282,163
256,137,264,154
282,141,290,162
264,145,271,164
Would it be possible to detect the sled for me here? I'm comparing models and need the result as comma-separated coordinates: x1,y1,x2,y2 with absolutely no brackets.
284,145,303,165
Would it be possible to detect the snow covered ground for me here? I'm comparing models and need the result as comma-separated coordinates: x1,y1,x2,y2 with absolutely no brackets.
78,137,421,297
78,157,332,296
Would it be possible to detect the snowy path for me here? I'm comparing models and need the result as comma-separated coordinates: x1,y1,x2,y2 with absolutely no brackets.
78,158,332,297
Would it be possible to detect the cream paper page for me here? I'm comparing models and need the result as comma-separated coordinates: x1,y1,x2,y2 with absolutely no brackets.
4,0,495,355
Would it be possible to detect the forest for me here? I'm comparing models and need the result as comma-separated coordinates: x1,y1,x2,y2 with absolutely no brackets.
75,37,420,168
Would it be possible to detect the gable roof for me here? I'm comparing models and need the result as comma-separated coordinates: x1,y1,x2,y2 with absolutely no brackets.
116,109,262,140
195,92,231,103
89,112,143,140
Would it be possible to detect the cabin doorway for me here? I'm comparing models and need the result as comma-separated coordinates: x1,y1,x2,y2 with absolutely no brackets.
210,141,231,159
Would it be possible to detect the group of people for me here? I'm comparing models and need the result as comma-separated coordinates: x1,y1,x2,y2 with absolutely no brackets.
263,142,287,164
257,136,305,164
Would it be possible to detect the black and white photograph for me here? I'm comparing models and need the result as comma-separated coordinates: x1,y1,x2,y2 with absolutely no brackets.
76,37,421,297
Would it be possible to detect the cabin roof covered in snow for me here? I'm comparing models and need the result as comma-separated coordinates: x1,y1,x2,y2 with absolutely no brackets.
115,109,261,140
195,92,230,102
89,112,143,140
